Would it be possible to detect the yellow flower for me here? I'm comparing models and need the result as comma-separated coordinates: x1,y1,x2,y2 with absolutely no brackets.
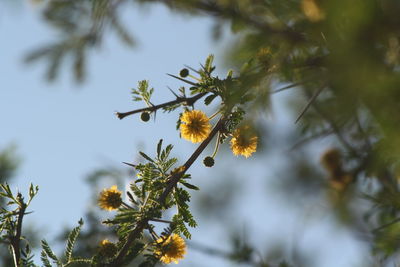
180,110,211,143
230,126,258,158
301,0,325,22
155,234,186,264
98,239,117,258
329,173,353,191
320,148,342,174
98,185,122,211
170,166,185,176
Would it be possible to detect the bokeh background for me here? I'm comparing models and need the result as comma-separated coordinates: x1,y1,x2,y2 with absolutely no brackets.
1,1,373,266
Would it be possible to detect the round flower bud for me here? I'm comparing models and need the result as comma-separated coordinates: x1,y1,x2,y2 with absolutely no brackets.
180,68,189,78
141,112,150,122
203,156,214,167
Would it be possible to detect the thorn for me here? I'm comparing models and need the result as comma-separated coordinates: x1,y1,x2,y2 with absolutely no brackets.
122,162,136,168
184,65,200,74
167,86,179,98
167,73,198,86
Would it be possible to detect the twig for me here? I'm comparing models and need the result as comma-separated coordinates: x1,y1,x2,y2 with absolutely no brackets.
270,82,303,94
295,86,324,124
372,217,400,233
188,240,230,258
289,128,334,151
115,92,207,120
149,218,173,224
154,0,305,43
159,117,225,203
108,117,225,266
10,193,27,267
311,98,359,156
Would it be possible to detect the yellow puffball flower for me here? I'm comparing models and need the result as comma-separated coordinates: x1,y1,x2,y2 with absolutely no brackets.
98,239,117,258
230,126,258,158
155,234,186,264
180,110,211,143
320,148,342,174
329,173,353,191
98,185,122,211
301,0,325,22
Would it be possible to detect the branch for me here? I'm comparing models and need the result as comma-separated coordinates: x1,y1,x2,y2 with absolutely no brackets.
10,193,27,267
308,91,359,156
108,117,225,266
115,92,208,120
151,0,305,43
159,117,225,203
372,217,400,233
295,86,324,124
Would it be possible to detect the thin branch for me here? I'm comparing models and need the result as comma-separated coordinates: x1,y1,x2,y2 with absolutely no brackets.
10,193,27,267
188,240,230,258
289,128,334,151
108,117,225,266
270,82,303,94
372,217,400,233
149,218,173,224
310,94,359,156
152,0,305,43
159,117,225,203
295,86,324,124
115,92,207,120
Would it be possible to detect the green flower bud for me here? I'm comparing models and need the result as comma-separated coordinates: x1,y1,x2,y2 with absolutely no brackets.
203,156,214,167
141,112,150,122
180,68,189,78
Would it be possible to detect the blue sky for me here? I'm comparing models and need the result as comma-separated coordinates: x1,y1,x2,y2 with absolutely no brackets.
1,1,369,266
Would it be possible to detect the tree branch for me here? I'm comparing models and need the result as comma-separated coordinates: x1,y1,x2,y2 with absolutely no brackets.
115,92,208,120
150,0,305,43
108,117,225,266
10,193,27,267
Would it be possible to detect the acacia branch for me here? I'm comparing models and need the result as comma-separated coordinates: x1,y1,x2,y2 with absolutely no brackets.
308,91,359,156
295,86,324,124
151,0,304,42
115,92,208,120
10,194,27,267
108,117,225,266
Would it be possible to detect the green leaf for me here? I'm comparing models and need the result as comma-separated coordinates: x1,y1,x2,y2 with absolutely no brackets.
181,182,199,191
65,219,84,262
40,250,52,267
157,139,163,158
139,152,154,162
41,240,60,264
204,94,217,105
204,54,214,73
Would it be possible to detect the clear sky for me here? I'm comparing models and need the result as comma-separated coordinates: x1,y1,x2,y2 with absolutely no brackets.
1,1,368,266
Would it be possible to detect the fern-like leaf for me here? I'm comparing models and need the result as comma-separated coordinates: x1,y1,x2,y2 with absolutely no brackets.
40,250,52,267
41,240,60,265
65,219,84,262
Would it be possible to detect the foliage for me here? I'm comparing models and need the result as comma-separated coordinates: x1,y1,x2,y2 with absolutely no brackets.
0,183,38,267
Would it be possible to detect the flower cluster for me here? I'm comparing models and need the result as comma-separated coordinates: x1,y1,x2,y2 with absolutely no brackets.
155,234,187,264
98,185,122,211
180,110,258,159
230,126,258,158
321,148,352,191
98,239,118,258
180,110,211,143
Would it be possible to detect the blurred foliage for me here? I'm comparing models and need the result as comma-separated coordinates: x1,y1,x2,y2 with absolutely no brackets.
25,0,135,82
0,145,22,266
